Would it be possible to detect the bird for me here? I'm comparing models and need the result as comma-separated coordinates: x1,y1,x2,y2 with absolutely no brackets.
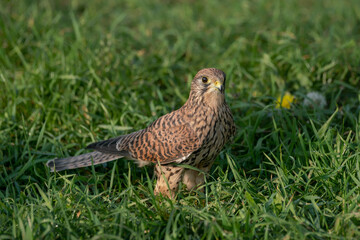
47,68,236,198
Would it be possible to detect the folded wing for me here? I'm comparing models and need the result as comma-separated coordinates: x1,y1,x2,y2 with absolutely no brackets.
88,113,201,164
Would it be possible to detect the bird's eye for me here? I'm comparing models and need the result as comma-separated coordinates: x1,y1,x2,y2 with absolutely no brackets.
202,77,208,83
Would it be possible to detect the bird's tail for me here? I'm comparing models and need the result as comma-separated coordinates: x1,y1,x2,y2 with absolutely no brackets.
46,151,123,172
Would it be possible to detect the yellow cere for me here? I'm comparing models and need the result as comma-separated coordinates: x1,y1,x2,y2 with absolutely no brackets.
214,81,221,88
276,92,295,109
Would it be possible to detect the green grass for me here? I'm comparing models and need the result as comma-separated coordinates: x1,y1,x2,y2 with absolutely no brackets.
1,0,360,239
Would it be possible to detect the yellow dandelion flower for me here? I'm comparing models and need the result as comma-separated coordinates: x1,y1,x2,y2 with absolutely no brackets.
276,92,295,109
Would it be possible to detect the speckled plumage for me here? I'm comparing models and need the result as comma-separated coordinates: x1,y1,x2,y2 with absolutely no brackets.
47,68,236,198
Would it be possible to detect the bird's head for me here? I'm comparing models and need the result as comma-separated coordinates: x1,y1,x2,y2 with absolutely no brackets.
189,68,227,107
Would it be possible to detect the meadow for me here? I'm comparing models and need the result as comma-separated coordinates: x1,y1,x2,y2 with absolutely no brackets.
1,0,360,239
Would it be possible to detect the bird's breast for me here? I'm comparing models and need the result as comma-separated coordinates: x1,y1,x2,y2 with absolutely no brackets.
191,104,232,147
178,103,234,166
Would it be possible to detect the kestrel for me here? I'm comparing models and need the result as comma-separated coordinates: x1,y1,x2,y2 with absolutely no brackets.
47,68,236,198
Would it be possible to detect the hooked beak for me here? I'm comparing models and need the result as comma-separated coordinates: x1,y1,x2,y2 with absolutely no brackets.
214,81,224,93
